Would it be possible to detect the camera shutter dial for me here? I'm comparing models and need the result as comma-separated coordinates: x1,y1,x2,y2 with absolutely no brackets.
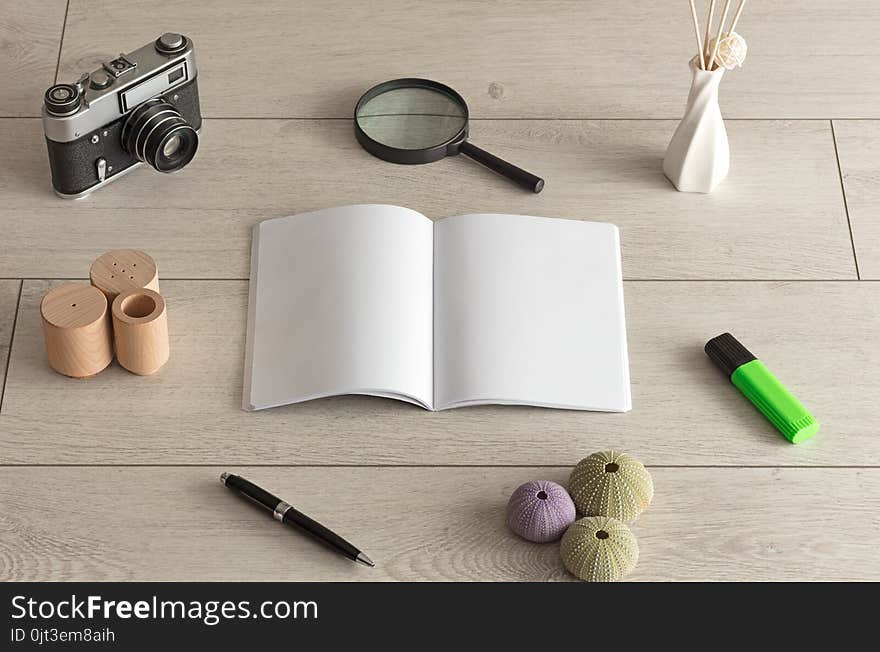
155,33,186,54
44,84,82,116
89,70,113,90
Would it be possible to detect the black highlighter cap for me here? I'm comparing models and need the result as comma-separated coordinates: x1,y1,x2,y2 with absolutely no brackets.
705,332,756,378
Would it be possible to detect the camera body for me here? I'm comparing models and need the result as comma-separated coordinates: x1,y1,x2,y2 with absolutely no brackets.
42,33,202,198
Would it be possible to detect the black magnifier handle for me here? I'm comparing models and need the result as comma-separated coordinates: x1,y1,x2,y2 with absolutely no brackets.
458,141,544,193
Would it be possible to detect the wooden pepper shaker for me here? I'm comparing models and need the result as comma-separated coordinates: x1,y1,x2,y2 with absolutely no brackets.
90,249,160,305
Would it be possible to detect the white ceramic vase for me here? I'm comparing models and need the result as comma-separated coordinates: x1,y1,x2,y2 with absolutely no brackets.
663,58,729,193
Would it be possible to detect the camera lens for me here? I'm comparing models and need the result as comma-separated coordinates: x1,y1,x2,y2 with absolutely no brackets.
162,134,182,157
121,98,198,173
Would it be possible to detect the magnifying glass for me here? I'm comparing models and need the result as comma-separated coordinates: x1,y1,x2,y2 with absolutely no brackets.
354,78,544,193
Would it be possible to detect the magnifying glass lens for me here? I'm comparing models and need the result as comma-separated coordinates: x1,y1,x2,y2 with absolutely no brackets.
354,78,544,192
355,87,466,150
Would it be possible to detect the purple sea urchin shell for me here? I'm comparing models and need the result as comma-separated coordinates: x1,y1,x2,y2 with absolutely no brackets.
506,480,576,543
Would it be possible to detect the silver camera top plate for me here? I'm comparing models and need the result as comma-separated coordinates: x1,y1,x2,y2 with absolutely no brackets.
43,36,198,144
102,54,137,78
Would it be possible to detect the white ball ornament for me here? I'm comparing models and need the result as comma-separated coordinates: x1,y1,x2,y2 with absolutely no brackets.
710,32,748,69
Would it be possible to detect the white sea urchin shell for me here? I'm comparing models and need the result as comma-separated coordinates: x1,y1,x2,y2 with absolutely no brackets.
568,450,654,521
560,516,639,582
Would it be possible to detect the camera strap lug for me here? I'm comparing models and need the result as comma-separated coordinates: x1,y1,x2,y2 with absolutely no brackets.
75,72,89,93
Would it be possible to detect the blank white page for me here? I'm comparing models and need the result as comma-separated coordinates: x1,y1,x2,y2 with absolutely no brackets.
243,205,434,410
433,214,630,411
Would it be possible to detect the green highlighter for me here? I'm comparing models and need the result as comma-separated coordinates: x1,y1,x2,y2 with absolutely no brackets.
705,333,819,444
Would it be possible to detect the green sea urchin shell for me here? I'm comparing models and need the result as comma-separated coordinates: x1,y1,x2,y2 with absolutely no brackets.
568,450,653,520
560,516,639,582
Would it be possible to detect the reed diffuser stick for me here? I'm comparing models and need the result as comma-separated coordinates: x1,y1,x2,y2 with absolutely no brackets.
703,0,716,67
728,0,747,35
688,0,705,69
707,0,732,70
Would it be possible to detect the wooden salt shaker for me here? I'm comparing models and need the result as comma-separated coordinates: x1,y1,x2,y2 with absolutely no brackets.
40,283,113,378
111,288,169,375
90,249,160,305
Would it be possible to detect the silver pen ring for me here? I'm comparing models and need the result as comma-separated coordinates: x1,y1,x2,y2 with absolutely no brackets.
273,501,292,522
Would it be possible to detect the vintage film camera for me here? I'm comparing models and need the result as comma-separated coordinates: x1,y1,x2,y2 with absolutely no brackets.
42,33,202,198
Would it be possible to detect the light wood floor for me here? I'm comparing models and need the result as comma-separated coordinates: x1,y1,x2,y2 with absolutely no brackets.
1,1,878,581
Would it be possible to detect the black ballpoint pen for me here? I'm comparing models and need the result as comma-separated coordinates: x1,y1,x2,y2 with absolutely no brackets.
220,473,374,567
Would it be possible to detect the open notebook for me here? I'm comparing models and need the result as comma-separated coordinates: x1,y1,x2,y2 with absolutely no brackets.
243,205,630,412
